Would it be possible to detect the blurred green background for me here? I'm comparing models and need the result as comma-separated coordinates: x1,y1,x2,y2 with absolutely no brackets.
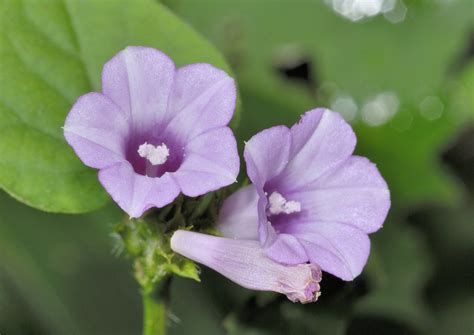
0,0,473,334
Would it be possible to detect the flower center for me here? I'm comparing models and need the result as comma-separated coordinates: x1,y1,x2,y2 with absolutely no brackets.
267,191,301,215
137,142,169,166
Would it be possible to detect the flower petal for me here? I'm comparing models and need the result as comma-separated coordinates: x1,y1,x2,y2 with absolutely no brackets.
244,126,291,188
163,63,236,143
63,93,129,169
235,126,295,255
278,109,356,193
263,230,308,264
287,221,370,281
291,156,390,233
171,230,322,303
98,162,180,218
102,46,175,133
218,185,259,240
173,127,239,197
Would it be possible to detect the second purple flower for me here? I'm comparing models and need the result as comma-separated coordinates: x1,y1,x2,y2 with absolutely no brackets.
219,109,390,281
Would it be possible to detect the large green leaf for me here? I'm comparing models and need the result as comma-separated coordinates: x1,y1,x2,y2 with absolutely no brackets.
0,0,234,213
169,0,473,209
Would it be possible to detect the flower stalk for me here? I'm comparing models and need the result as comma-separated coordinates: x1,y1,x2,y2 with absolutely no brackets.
114,192,228,335
142,277,171,335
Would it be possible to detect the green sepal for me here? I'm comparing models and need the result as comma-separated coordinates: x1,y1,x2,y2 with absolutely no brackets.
114,188,231,291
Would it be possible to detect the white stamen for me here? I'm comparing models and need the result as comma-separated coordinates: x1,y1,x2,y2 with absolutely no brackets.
268,191,301,215
137,142,169,165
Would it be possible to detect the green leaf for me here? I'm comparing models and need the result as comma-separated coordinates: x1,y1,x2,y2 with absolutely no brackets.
165,258,200,282
168,0,473,208
0,0,234,213
455,60,474,113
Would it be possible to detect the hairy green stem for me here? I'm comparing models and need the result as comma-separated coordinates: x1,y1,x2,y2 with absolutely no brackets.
142,277,171,335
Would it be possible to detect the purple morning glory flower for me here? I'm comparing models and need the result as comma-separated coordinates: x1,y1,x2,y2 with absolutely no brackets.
219,109,390,281
171,230,322,303
64,47,239,217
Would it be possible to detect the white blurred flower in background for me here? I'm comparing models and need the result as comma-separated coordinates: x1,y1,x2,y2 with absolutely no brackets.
325,0,407,23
